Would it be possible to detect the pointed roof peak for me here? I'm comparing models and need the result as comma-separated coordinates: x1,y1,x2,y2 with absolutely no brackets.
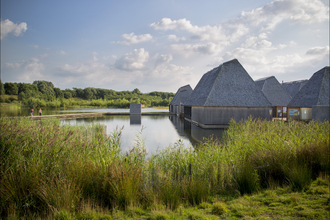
288,67,329,107
185,59,271,107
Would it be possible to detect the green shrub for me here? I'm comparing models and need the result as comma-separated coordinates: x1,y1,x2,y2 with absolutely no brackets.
212,202,228,215
54,210,74,220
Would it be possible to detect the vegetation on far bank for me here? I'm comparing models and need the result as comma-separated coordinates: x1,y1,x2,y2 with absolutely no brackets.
0,80,174,108
0,117,329,219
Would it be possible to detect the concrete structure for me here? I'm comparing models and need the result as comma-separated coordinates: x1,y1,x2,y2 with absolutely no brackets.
255,76,292,118
169,85,193,116
184,59,272,127
130,103,141,115
287,66,329,121
282,79,308,98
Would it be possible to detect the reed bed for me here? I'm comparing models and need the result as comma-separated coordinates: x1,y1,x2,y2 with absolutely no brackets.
0,117,329,219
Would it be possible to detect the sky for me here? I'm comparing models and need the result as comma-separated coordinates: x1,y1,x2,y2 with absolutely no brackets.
1,0,329,93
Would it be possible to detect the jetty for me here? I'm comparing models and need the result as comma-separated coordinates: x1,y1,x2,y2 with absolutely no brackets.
28,112,175,120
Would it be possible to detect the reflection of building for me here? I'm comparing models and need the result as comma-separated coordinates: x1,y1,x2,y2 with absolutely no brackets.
255,76,292,119
169,115,225,144
282,79,308,98
169,85,193,117
130,115,141,125
184,59,272,127
287,67,329,121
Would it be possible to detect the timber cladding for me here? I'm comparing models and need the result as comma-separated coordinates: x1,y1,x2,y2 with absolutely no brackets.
191,106,272,125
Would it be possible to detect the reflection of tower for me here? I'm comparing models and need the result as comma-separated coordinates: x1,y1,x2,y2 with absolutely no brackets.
130,115,141,125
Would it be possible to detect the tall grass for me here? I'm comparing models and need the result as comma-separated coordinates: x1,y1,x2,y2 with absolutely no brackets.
0,116,329,218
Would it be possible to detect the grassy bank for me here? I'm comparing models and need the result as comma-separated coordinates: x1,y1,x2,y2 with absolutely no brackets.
0,117,329,219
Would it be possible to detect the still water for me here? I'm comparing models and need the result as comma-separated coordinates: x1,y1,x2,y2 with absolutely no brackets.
61,115,225,155
1,107,225,155
0,107,168,117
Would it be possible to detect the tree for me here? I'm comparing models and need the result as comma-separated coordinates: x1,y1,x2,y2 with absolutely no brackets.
0,80,5,95
54,87,64,99
84,88,93,100
33,80,55,97
64,91,72,99
4,82,18,95
132,88,142,95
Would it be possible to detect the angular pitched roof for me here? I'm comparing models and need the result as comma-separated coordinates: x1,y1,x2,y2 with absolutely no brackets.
282,79,308,98
184,59,271,107
288,67,329,107
169,84,193,105
255,76,292,106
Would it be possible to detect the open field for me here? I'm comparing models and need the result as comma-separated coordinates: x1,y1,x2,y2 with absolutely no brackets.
0,117,329,219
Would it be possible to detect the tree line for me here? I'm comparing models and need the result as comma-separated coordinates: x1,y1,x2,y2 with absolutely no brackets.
0,80,174,108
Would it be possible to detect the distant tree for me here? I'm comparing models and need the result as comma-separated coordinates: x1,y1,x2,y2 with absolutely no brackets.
84,88,93,100
54,87,64,99
0,80,5,95
132,88,142,95
4,82,18,95
33,80,55,96
73,88,84,98
64,91,72,99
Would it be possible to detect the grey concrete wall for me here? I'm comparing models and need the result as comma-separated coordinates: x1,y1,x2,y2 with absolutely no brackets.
130,103,141,115
191,106,272,125
312,105,330,122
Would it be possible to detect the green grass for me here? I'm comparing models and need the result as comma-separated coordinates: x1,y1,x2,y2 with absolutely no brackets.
0,116,329,219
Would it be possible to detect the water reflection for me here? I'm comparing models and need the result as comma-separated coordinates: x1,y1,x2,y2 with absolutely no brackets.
130,115,141,125
0,107,168,117
61,115,193,156
169,116,225,144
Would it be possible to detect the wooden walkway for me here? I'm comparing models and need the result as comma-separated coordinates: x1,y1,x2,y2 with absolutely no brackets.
28,112,175,120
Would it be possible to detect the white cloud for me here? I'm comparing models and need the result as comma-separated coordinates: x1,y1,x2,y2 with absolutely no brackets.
60,50,66,55
5,57,45,81
305,46,329,56
154,54,173,67
167,34,186,42
240,0,329,30
93,52,98,61
150,18,227,42
1,19,27,40
170,43,223,56
117,32,153,45
223,45,329,77
115,48,149,71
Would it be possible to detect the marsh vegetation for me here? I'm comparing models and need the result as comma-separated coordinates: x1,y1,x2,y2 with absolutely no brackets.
0,117,329,219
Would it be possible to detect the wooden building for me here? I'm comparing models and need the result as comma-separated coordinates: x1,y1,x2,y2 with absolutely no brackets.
255,76,292,119
169,84,193,116
287,66,329,121
184,59,272,128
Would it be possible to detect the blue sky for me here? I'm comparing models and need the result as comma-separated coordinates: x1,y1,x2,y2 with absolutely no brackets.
1,0,329,93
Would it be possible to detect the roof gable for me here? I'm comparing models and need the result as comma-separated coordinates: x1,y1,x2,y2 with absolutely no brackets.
288,67,329,107
255,76,292,106
282,80,308,98
185,59,271,107
169,84,193,105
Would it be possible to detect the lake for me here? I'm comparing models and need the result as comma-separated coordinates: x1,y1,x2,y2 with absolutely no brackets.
1,107,225,155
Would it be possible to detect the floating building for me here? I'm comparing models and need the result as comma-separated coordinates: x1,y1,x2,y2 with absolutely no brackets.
255,76,292,118
282,79,308,98
287,66,329,121
169,84,193,116
184,59,272,128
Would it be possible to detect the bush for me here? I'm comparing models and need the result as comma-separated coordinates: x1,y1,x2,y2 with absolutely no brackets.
212,202,228,215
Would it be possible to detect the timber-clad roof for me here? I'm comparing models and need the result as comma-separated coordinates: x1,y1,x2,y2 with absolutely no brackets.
169,84,193,105
282,79,308,98
184,59,271,107
288,66,329,107
255,76,292,106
